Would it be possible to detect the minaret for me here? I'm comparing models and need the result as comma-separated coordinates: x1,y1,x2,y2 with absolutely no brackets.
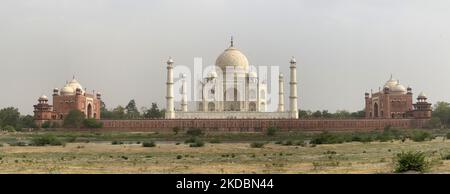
165,57,175,119
289,57,298,118
278,73,285,112
181,74,188,112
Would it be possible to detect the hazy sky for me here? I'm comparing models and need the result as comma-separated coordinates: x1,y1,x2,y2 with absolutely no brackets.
1,0,450,115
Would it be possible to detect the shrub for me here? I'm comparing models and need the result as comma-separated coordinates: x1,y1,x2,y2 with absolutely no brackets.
411,130,431,142
250,142,265,148
83,118,103,128
173,127,181,135
209,139,221,144
189,139,205,147
41,121,52,129
9,142,27,146
446,132,450,139
184,137,198,144
2,125,16,132
394,151,428,173
281,140,293,146
111,140,124,145
31,135,64,146
177,155,183,159
142,141,156,147
186,128,203,136
266,126,278,136
310,132,344,144
441,153,450,160
63,110,85,128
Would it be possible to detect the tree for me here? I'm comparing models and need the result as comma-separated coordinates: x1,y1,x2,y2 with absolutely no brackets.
298,110,312,119
83,118,103,128
125,99,140,119
17,115,37,129
100,100,114,119
144,103,163,118
322,110,332,118
432,101,450,127
334,110,351,118
63,110,85,128
312,110,322,118
0,107,20,129
350,110,366,118
112,105,126,119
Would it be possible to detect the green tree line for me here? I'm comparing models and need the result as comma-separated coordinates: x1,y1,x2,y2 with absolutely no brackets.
298,109,365,119
100,100,165,119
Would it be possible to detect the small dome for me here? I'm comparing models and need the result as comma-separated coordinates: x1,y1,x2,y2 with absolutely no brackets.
418,92,427,99
39,95,48,101
290,57,296,64
279,73,284,78
167,57,174,64
207,71,217,78
249,71,258,78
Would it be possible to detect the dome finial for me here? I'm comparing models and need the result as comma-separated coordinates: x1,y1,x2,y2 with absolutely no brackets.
230,36,234,47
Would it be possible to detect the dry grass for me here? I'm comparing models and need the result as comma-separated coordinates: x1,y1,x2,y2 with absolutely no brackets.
0,137,449,174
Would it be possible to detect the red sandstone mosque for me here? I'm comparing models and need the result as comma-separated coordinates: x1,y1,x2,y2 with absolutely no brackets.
364,75,431,119
33,77,101,126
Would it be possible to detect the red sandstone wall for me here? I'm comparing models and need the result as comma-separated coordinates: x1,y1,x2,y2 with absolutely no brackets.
98,119,430,132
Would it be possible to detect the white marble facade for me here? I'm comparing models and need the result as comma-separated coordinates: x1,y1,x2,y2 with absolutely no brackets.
165,38,298,119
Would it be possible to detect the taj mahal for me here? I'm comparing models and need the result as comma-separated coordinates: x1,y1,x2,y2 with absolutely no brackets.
164,37,299,119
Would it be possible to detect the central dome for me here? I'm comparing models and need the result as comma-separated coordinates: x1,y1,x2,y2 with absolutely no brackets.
215,39,249,71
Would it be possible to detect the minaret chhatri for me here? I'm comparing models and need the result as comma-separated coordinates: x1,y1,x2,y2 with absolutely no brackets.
289,57,298,118
278,73,285,112
181,74,188,112
165,57,175,119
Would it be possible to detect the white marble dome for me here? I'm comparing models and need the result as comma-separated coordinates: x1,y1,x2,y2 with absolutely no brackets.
60,85,74,95
39,95,48,101
215,46,249,71
418,92,427,99
390,83,407,94
384,77,398,89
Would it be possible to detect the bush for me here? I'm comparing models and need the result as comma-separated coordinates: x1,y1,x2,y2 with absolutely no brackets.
142,141,156,147
41,121,52,129
2,125,15,132
310,132,344,144
184,137,198,144
441,154,450,160
31,135,64,146
83,118,103,128
186,128,203,136
63,110,85,128
209,139,221,144
281,140,293,146
173,127,181,135
266,126,278,136
9,142,27,146
411,130,431,142
189,139,205,147
250,142,265,148
446,132,450,139
177,155,183,159
111,140,124,145
394,151,428,173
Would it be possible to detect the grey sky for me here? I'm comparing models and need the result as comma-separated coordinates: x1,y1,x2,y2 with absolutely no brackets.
1,0,449,115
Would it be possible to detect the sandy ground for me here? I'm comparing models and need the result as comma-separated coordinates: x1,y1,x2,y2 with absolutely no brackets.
0,138,449,174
